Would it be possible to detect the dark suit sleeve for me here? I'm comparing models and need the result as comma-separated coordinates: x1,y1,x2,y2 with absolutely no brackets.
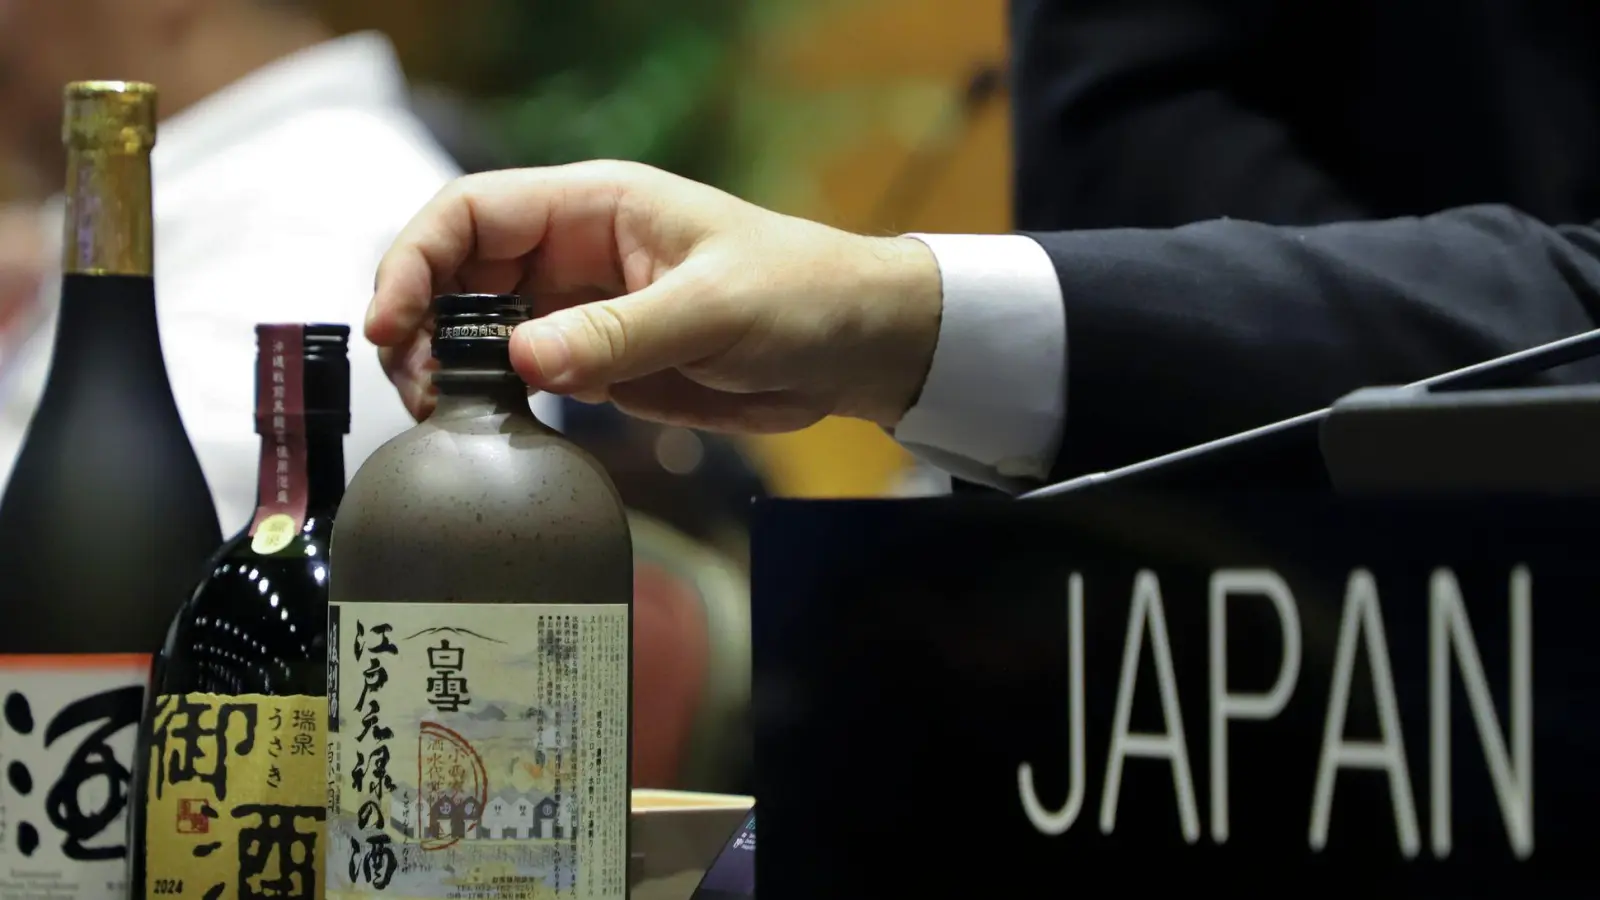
1035,205,1600,481
1011,0,1367,230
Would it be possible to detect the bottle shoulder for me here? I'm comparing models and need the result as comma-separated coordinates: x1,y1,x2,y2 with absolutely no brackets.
332,412,632,605
345,414,629,526
172,520,332,635
157,525,330,696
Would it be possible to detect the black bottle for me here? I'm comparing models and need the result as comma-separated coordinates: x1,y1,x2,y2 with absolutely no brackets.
129,324,350,900
0,82,220,900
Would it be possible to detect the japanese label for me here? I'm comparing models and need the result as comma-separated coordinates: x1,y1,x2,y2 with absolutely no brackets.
327,603,629,900
435,324,513,340
248,325,307,555
143,693,326,900
0,654,150,900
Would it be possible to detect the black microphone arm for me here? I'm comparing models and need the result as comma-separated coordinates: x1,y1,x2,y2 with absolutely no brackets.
867,62,1006,232
1021,326,1600,500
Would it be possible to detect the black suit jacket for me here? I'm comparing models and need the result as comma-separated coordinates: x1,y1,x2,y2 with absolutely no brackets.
1003,0,1600,488
1011,0,1600,231
1030,208,1600,486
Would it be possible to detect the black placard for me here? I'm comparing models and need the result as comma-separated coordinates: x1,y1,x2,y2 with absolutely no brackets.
751,491,1598,897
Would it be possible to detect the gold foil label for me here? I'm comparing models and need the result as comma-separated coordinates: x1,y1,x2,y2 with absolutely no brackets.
144,693,326,900
326,603,631,900
60,81,156,276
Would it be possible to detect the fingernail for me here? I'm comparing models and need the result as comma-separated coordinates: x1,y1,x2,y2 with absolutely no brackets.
523,321,571,382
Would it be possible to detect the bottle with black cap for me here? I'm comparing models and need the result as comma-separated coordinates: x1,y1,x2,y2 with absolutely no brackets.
129,324,352,900
327,294,632,900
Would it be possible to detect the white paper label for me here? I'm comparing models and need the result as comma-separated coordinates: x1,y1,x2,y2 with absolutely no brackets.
326,602,629,900
0,655,149,900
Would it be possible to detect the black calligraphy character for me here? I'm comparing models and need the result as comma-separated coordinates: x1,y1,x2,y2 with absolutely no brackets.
234,804,326,900
268,737,283,758
356,701,392,743
290,732,314,756
269,708,283,731
150,695,258,802
366,744,396,795
349,834,397,889
353,622,398,660
291,710,316,732
354,658,389,711
267,766,282,788
425,641,470,712
42,686,141,861
357,800,385,830
351,745,396,796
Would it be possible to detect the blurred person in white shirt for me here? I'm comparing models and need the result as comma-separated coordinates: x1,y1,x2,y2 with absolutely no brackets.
0,0,555,533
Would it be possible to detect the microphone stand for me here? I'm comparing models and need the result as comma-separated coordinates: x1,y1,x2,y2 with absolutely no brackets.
866,63,1006,233
1023,327,1600,499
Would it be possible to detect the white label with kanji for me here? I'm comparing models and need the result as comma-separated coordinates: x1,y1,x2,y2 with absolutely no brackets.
0,655,149,900
326,602,629,900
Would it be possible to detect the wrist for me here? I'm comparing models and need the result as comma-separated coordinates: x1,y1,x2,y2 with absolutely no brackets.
836,235,943,428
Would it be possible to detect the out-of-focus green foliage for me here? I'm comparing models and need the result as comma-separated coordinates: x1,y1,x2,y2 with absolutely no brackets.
446,0,805,191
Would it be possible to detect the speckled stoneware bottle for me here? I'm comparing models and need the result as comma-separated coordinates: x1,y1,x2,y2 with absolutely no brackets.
325,294,633,900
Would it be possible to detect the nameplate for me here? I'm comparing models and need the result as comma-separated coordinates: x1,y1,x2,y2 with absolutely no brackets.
751,492,1597,897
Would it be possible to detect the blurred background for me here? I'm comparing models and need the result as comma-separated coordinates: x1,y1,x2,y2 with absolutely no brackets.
0,0,1010,499
0,0,1014,797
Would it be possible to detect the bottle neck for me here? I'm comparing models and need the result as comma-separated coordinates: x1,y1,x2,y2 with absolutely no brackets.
431,371,544,424
62,146,153,276
247,422,345,541
287,427,345,513
50,274,169,400
48,134,165,404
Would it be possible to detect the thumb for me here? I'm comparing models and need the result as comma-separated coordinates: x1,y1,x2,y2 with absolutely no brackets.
510,275,733,393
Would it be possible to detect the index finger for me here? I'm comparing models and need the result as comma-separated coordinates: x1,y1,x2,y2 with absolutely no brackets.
365,168,563,347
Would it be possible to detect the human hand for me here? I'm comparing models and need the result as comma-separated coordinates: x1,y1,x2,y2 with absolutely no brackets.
367,160,942,433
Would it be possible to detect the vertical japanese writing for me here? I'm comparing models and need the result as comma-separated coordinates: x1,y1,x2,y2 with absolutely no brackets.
292,709,317,757
327,604,343,833
583,615,597,897
148,694,325,900
542,615,563,886
269,339,289,503
608,611,628,896
563,616,578,888
267,707,283,789
349,621,398,890
425,640,470,713
248,325,307,555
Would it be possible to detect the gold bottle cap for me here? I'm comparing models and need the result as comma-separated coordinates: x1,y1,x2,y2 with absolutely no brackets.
61,81,157,153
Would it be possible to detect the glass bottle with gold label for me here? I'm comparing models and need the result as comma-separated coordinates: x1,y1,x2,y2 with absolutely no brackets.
129,324,351,900
0,82,220,900
327,294,633,900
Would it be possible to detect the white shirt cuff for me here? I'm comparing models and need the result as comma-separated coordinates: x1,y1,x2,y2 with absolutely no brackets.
893,233,1066,485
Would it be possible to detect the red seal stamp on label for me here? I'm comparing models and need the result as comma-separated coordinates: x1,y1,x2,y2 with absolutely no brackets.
417,721,488,851
176,798,210,834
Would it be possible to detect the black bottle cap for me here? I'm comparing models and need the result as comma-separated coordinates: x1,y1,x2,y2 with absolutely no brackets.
431,293,532,372
255,323,350,433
